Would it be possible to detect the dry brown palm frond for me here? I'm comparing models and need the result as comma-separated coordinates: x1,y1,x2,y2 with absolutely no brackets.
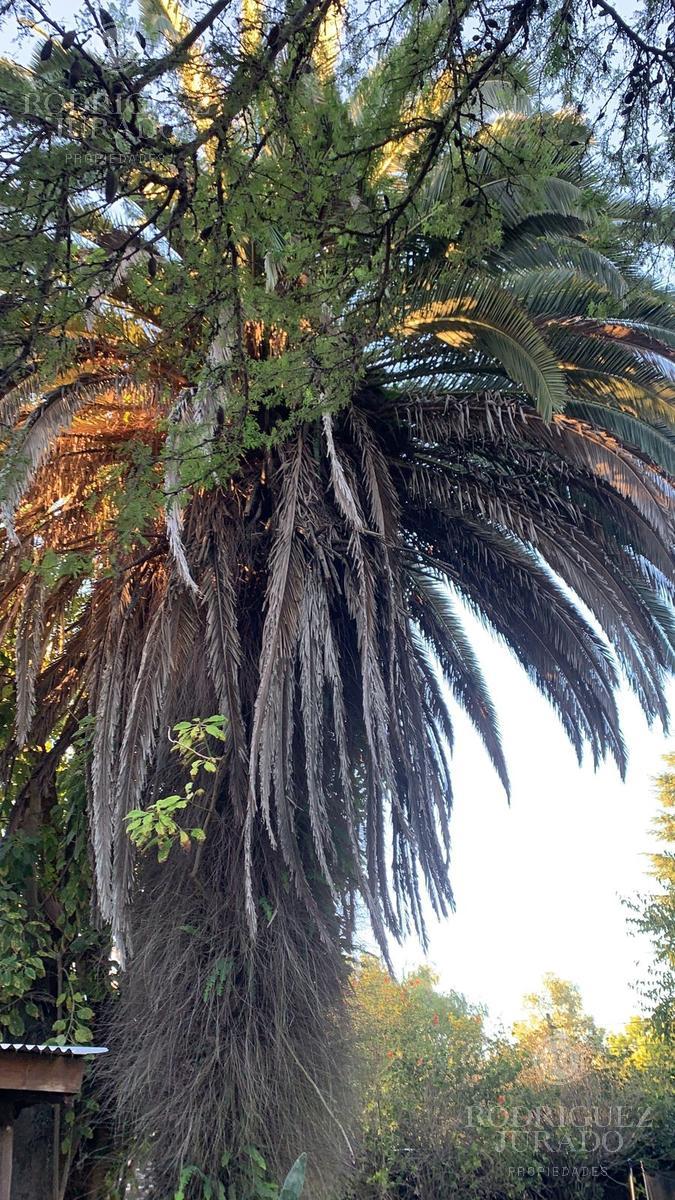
0,377,132,543
14,572,46,746
90,582,135,919
111,584,173,953
323,412,365,532
199,507,248,813
247,437,307,928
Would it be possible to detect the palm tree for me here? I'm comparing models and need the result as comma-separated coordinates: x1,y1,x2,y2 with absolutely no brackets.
0,6,674,1189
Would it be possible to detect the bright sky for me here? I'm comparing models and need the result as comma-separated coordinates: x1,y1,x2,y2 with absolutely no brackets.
390,610,674,1035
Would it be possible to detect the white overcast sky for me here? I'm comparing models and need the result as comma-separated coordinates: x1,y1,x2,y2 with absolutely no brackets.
389,609,674,1034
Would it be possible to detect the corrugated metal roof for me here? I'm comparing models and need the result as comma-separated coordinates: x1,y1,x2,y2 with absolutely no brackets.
0,1044,108,1056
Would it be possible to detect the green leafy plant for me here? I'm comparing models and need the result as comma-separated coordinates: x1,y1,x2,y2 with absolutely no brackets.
51,982,96,1046
0,861,47,1039
279,1154,307,1200
174,1165,226,1200
125,793,207,862
125,715,227,861
173,1151,306,1200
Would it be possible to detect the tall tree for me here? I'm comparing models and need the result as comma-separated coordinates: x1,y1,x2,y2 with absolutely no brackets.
628,755,675,1037
0,0,674,1192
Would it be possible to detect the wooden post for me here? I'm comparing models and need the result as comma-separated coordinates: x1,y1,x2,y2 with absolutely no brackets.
52,1105,60,1200
0,1119,13,1200
628,1164,637,1200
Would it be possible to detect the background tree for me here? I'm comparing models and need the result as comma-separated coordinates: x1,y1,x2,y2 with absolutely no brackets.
347,959,531,1200
628,755,675,1037
512,974,603,1080
608,1017,675,1181
612,753,675,1187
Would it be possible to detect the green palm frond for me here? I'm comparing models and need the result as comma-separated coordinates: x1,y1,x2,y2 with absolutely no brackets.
624,297,675,338
547,323,675,390
493,236,628,298
565,401,675,476
505,269,623,317
502,212,589,243
398,275,569,418
488,176,589,231
581,316,675,360
138,0,186,41
407,566,509,793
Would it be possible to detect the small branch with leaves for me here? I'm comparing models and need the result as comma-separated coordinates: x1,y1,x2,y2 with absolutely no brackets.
125,714,228,862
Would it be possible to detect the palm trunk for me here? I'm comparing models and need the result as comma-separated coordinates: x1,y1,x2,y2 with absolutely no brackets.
102,816,357,1198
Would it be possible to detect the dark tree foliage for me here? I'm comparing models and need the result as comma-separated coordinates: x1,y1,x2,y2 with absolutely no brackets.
628,755,675,1038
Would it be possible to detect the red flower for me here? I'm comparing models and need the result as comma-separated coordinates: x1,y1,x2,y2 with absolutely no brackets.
432,1013,440,1025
